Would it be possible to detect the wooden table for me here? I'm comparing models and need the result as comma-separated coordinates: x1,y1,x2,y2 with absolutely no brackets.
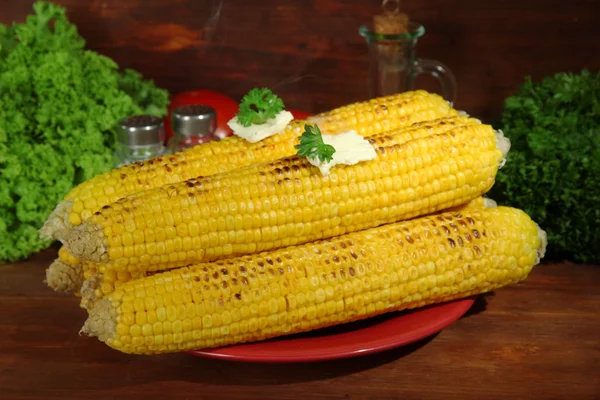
1,248,598,400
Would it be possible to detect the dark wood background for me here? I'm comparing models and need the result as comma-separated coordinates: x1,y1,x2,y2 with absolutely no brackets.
1,0,599,121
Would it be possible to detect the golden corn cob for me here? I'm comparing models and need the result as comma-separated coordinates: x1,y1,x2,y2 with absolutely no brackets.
81,206,546,355
60,116,508,272
40,90,456,241
54,196,493,301
77,195,493,311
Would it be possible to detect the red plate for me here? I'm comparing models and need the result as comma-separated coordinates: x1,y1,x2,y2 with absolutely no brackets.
187,297,475,362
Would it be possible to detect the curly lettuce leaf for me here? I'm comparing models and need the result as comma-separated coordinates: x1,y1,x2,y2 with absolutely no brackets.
0,1,169,263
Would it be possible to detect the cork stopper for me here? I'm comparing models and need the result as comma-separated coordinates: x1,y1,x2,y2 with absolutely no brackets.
373,0,410,59
373,0,409,35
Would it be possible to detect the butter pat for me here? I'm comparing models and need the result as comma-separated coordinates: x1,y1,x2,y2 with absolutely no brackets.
308,130,377,176
227,111,294,143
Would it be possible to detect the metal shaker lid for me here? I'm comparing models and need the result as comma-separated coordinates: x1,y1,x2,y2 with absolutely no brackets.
171,104,216,137
117,115,164,146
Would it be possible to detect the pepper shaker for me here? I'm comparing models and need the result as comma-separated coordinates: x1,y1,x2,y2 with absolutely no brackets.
167,105,217,153
113,115,167,168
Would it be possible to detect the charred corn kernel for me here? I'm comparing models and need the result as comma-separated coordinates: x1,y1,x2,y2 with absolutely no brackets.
64,116,506,273
40,90,456,241
81,206,546,354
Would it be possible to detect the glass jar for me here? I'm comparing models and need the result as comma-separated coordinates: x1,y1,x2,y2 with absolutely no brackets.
167,105,217,153
113,115,167,168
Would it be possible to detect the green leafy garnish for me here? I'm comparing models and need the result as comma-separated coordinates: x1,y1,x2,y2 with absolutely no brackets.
295,124,336,163
0,2,169,262
489,69,600,263
236,88,285,127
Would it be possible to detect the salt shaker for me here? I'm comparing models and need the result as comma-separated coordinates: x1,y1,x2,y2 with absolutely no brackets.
113,115,167,168
167,105,217,153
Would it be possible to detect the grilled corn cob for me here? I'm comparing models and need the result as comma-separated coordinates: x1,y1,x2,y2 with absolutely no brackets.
81,206,546,355
77,195,493,310
61,116,508,272
40,90,456,241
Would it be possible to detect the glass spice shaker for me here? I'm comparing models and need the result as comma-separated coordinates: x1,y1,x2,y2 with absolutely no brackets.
113,115,167,168
167,104,217,153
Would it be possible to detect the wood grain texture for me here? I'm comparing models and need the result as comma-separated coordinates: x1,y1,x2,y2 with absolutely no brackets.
1,0,599,121
1,247,599,400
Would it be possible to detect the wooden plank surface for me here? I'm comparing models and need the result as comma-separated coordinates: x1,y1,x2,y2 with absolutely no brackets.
1,0,599,121
1,247,598,399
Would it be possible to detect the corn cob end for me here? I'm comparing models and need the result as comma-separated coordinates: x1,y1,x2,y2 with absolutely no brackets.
80,298,116,343
536,224,548,262
62,225,106,263
495,129,511,167
45,258,84,293
40,201,74,240
80,275,103,311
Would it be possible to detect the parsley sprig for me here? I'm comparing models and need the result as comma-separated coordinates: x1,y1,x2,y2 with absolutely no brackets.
295,124,336,163
236,88,285,127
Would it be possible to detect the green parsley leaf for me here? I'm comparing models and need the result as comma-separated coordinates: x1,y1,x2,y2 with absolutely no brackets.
294,124,336,163
236,88,285,127
489,69,600,263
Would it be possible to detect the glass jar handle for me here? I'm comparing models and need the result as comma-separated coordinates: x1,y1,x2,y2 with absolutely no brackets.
413,58,457,103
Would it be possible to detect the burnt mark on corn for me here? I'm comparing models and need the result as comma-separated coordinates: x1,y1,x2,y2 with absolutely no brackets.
473,245,482,256
448,238,456,248
165,165,172,172
466,217,476,225
212,271,219,279
406,235,415,244
120,174,127,180
348,267,356,276
234,293,242,300
457,236,464,247
472,229,481,239
266,258,273,265
193,276,200,282
350,250,358,260
186,181,194,188
221,281,229,289
221,269,228,276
